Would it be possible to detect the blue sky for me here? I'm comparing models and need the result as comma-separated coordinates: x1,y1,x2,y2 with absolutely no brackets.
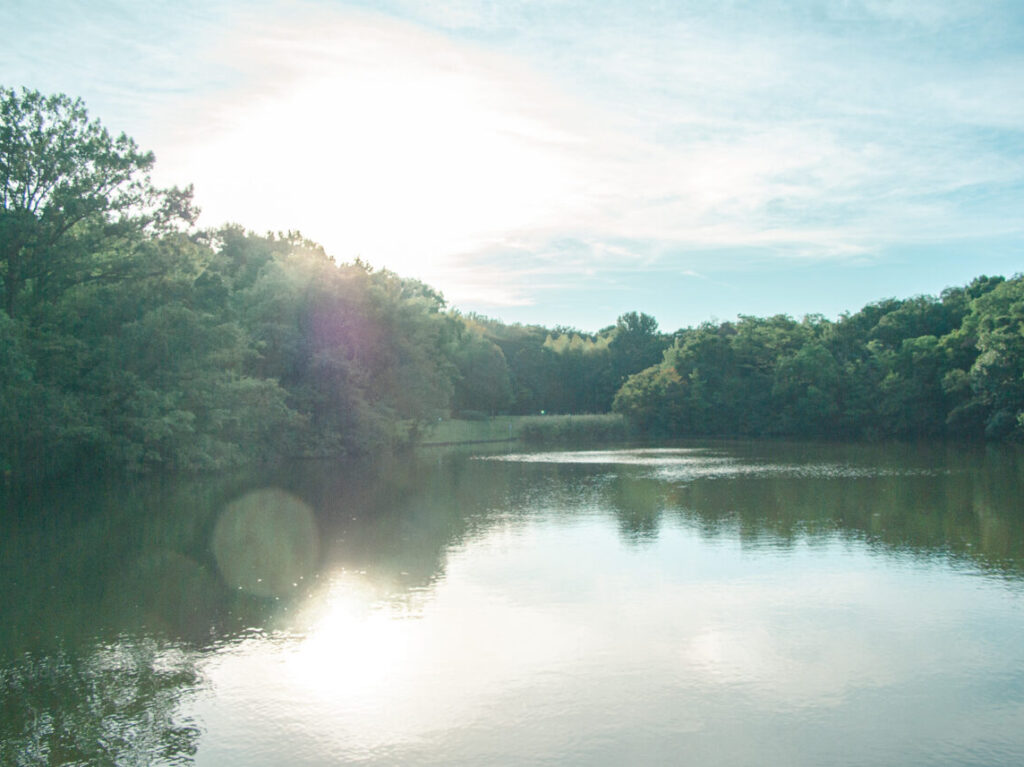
4,0,1023,331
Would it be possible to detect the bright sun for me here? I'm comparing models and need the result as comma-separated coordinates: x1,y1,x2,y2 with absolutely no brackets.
158,15,582,299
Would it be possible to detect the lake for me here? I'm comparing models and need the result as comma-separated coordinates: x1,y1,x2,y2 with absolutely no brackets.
3,440,1024,766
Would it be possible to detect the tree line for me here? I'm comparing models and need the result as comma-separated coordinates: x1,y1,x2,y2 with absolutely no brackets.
0,87,667,481
0,88,455,479
2,87,1022,483
612,275,1024,442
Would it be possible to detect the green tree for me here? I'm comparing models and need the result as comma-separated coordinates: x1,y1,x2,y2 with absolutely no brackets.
876,335,950,437
771,343,841,436
0,87,195,318
452,331,513,415
604,311,668,409
961,278,1024,439
612,362,684,434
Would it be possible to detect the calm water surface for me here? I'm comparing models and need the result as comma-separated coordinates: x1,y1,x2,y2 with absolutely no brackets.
3,441,1024,765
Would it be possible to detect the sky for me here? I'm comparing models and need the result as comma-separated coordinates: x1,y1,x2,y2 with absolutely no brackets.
3,0,1023,332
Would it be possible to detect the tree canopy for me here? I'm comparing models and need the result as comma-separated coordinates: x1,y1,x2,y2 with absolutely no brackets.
613,276,1024,442
3,87,1024,485
0,87,197,319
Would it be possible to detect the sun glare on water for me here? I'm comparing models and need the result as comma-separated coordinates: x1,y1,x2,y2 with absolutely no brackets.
285,573,413,699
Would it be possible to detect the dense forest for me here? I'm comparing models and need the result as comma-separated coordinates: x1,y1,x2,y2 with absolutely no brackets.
0,87,666,482
2,87,1023,483
612,275,1024,442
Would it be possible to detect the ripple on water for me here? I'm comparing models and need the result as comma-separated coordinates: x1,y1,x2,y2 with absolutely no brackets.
476,448,946,481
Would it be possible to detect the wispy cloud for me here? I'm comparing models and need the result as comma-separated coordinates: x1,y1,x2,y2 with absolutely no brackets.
6,0,1022,326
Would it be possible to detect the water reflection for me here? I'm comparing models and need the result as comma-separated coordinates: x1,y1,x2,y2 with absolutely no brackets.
2,441,1024,765
482,443,1024,576
212,488,318,598
1,639,202,766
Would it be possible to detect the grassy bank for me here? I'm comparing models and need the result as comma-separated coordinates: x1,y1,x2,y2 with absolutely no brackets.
517,414,628,445
420,416,520,445
422,414,628,446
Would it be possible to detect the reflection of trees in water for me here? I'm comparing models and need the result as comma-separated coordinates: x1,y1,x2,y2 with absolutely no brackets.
0,639,202,766
0,472,246,656
553,442,1024,574
1,453,523,660
5,447,1024,644
606,474,665,544
3,442,1024,764
263,452,519,599
652,446,1024,577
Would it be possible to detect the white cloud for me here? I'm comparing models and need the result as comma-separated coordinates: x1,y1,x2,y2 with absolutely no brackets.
150,10,605,288
138,1,1024,313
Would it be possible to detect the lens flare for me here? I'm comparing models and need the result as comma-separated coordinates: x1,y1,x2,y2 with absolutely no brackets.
212,488,319,598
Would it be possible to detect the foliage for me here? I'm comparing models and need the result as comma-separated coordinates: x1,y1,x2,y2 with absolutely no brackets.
468,310,669,415
0,87,196,319
450,328,513,415
614,277,1021,442
0,89,465,481
5,87,1024,483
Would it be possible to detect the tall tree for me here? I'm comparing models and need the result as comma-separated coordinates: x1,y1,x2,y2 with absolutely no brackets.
0,86,195,318
608,311,666,386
